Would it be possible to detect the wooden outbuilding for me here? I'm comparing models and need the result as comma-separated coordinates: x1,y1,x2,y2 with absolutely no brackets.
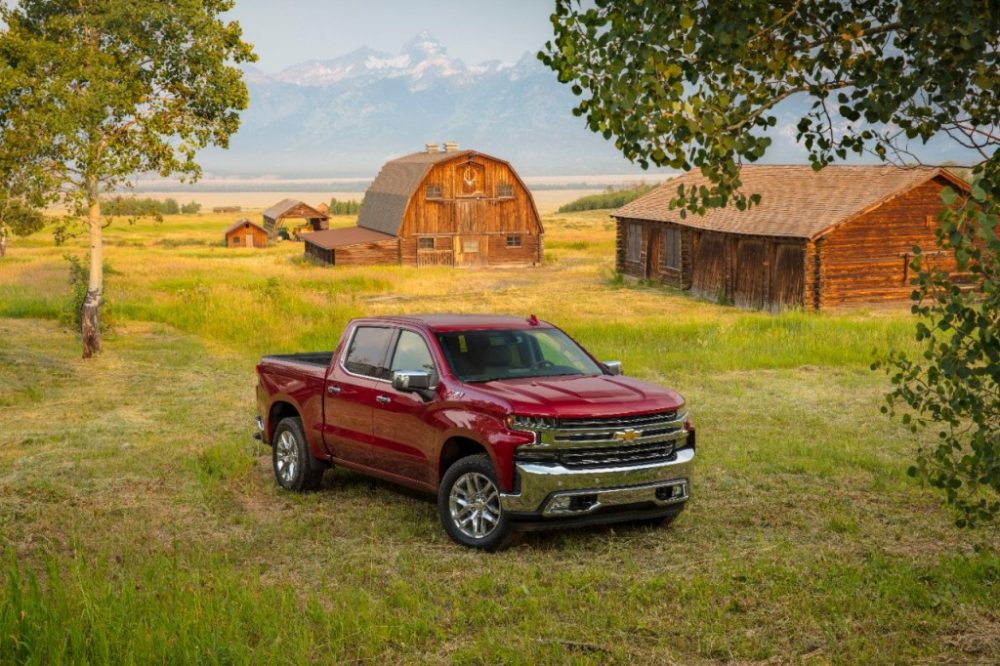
301,144,543,267
262,199,329,240
613,165,971,310
224,219,268,248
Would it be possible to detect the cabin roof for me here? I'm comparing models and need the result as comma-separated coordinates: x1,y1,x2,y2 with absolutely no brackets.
263,198,328,223
614,165,971,240
301,226,397,249
223,219,267,235
357,149,509,235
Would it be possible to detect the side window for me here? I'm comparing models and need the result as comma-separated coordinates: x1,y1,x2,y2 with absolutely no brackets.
664,227,681,269
426,184,442,199
343,327,394,379
418,237,435,250
390,330,437,376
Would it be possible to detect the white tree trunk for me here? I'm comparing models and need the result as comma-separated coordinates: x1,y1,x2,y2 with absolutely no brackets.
81,179,103,358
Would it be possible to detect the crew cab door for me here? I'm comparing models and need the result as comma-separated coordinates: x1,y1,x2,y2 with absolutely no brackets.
323,325,394,465
370,329,441,486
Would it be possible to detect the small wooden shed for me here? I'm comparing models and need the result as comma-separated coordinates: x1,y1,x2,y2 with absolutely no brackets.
224,219,268,248
301,144,543,267
262,199,329,240
303,227,399,266
613,165,971,310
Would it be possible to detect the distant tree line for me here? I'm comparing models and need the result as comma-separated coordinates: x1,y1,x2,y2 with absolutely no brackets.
557,183,658,213
329,198,361,215
100,197,202,216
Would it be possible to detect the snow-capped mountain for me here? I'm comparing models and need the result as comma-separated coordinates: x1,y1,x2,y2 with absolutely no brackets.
197,33,636,177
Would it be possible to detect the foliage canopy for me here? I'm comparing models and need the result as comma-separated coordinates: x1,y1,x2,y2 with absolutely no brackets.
542,0,1000,525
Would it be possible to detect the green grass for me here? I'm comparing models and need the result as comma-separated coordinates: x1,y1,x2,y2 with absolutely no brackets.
0,206,998,663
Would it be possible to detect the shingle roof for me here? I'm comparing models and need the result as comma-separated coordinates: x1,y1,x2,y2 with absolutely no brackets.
223,219,266,235
614,165,969,240
356,149,477,235
301,226,398,250
262,198,328,223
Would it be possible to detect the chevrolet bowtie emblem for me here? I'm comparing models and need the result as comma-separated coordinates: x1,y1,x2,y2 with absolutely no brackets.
614,428,641,442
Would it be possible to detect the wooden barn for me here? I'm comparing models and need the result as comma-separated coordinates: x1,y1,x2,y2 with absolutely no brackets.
613,165,971,310
223,219,268,248
262,199,329,240
302,144,543,267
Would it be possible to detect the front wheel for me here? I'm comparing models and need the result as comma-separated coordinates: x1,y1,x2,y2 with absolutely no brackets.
438,454,513,551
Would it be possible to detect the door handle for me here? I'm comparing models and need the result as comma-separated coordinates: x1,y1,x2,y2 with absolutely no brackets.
327,385,341,395
376,395,391,405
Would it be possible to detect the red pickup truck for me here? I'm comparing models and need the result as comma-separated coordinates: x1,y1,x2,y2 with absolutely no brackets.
255,314,695,550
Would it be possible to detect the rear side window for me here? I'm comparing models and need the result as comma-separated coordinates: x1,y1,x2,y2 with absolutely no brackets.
343,327,394,379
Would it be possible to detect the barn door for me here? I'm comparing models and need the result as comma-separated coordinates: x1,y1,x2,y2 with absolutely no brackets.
454,235,487,266
734,239,768,309
245,234,254,248
690,233,727,301
772,244,804,309
646,227,662,279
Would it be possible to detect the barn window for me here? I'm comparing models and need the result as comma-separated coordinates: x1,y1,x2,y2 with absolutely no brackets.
463,240,480,253
426,184,442,199
626,223,641,262
232,236,240,246
506,234,522,248
663,227,681,269
497,182,514,198
418,237,435,250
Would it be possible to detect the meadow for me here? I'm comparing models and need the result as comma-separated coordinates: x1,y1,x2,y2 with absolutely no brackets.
0,199,998,664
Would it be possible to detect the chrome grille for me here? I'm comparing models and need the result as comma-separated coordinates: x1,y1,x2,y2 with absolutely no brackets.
558,441,678,468
538,410,687,449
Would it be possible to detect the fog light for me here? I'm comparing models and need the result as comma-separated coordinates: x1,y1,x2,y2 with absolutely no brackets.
548,496,573,513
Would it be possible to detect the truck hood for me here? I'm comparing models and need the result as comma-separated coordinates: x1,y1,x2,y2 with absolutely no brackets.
465,374,685,418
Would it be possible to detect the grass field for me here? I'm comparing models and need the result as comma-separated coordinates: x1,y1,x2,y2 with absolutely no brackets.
1,202,998,664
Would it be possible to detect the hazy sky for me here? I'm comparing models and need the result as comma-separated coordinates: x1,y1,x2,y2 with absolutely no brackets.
228,0,558,72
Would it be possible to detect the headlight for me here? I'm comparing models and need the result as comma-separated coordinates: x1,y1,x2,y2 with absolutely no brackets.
505,415,558,431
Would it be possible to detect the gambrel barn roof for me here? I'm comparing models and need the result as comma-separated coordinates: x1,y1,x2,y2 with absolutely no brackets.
615,165,971,240
357,149,538,236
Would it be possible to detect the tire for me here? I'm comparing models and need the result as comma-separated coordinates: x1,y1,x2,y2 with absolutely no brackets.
272,417,325,492
438,454,514,551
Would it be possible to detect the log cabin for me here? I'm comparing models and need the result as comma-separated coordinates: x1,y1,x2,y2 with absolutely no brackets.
612,165,972,310
262,199,329,240
224,219,268,248
301,144,543,267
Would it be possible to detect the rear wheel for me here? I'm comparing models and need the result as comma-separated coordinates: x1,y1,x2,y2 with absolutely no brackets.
272,417,325,492
438,454,513,551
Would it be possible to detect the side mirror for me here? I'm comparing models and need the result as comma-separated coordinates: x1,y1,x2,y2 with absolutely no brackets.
603,360,623,376
392,370,435,392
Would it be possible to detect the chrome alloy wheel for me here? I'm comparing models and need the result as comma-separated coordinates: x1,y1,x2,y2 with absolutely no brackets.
275,430,300,485
449,472,502,539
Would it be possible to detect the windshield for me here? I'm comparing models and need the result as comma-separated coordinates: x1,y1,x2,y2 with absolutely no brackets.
436,328,603,383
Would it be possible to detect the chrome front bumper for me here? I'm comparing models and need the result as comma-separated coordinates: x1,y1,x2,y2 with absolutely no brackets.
499,447,694,517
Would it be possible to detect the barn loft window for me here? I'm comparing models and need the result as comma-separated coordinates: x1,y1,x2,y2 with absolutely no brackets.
506,234,522,248
418,237,435,250
426,184,442,199
663,227,681,270
626,223,641,262
497,182,514,198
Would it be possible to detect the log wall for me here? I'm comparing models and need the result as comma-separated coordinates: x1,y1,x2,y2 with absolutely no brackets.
817,176,958,306
331,239,401,267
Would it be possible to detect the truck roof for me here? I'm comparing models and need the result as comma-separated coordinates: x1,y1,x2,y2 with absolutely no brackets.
356,313,552,333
